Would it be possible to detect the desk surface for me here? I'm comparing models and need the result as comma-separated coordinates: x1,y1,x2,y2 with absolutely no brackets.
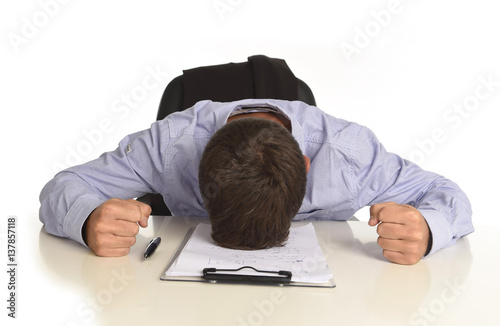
26,216,498,326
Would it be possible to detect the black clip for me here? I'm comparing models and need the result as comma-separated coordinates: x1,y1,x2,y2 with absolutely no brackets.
202,266,292,285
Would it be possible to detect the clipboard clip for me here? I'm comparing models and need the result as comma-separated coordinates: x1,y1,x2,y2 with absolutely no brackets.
202,266,292,285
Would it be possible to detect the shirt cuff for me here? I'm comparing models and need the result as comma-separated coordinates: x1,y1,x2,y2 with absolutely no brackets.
63,197,104,248
419,209,453,257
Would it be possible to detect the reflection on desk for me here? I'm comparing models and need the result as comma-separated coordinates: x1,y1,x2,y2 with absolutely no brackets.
36,216,496,326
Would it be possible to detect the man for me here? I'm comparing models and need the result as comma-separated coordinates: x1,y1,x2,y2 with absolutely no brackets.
39,99,473,265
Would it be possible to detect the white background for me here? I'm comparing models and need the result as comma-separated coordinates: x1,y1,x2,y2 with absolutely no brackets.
1,0,499,324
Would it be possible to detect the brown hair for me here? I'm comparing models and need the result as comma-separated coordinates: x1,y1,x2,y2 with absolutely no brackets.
199,117,307,250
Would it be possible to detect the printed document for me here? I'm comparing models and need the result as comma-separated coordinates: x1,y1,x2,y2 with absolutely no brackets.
165,223,333,283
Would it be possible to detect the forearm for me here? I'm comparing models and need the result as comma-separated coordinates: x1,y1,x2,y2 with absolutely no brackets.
353,126,473,257
39,126,166,245
39,170,106,246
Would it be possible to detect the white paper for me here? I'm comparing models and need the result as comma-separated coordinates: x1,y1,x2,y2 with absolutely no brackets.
166,223,333,283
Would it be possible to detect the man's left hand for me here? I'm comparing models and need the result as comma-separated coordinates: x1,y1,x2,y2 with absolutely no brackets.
369,202,430,265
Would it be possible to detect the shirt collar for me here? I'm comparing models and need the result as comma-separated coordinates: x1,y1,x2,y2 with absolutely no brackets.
215,99,305,154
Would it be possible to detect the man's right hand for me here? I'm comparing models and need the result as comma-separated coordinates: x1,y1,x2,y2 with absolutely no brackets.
84,198,152,257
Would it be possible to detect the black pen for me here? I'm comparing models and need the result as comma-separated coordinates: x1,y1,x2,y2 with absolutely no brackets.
144,236,161,260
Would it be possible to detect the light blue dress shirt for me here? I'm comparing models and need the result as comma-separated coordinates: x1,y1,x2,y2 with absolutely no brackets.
39,99,473,256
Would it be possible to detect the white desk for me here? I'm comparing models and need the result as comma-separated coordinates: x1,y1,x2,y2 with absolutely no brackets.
29,216,497,326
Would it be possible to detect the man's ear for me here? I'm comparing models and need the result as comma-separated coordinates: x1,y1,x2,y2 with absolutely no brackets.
303,155,311,173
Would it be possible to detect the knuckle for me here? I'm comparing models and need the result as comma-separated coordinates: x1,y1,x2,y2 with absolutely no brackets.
94,220,108,232
412,230,424,241
406,255,420,265
129,205,143,220
407,211,420,222
93,237,106,249
378,205,392,216
93,247,107,257
382,250,395,262
376,222,385,235
408,242,419,253
100,203,118,217
141,203,152,215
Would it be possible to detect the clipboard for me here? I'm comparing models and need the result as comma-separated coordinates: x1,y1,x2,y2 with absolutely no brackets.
160,226,336,288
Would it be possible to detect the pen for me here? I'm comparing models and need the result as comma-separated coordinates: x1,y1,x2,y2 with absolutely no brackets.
144,236,161,260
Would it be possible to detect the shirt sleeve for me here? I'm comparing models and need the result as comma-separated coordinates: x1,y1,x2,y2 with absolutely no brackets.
351,125,473,256
39,121,168,246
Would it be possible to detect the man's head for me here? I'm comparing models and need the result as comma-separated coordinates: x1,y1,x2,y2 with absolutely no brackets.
199,116,308,250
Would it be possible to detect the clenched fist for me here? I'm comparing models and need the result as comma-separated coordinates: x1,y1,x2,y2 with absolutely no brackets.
83,199,152,257
369,202,431,265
